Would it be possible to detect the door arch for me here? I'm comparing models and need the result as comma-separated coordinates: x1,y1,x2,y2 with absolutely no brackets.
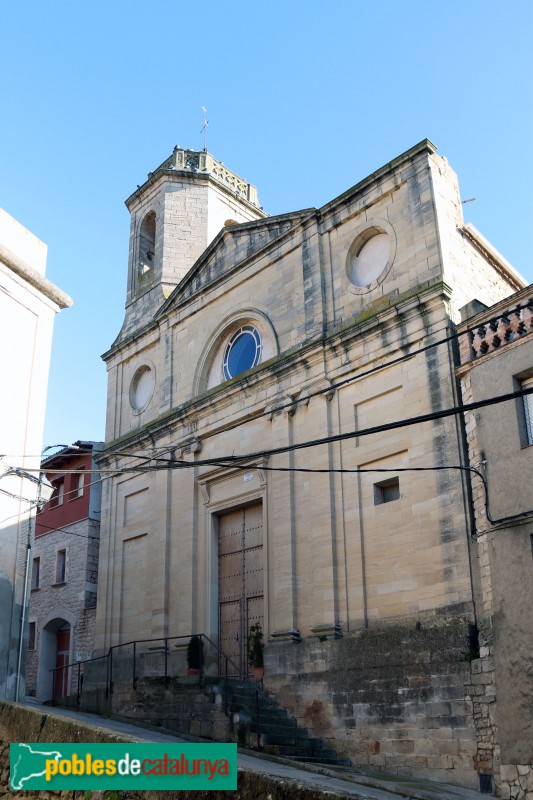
37,615,74,700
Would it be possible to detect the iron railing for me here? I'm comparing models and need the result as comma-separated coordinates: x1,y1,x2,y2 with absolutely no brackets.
50,652,108,709
49,631,271,737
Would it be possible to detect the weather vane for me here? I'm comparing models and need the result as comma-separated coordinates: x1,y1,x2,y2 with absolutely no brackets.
201,106,209,152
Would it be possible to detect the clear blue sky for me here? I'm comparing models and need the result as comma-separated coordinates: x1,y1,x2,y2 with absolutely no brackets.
2,0,532,450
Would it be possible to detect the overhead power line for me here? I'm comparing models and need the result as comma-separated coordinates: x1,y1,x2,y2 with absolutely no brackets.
6,299,531,466
91,298,533,449
34,518,100,541
14,384,533,476
103,384,533,472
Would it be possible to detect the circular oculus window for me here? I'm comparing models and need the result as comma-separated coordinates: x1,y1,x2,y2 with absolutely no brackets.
129,365,155,411
350,231,390,287
223,325,261,380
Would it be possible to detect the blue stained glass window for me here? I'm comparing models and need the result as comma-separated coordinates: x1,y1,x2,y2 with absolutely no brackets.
223,326,261,380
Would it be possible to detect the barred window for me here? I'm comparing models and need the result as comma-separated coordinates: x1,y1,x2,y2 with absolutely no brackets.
31,558,40,589
28,622,36,651
523,377,533,446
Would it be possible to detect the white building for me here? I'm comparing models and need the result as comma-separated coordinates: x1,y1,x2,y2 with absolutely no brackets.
0,208,72,700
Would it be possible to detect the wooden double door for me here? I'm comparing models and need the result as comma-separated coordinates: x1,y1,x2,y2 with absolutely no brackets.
218,503,263,676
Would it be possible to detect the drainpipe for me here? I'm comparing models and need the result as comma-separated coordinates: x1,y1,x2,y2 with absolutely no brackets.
15,528,33,703
15,517,33,703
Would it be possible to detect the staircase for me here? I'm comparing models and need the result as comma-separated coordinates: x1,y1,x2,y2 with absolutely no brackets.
56,634,351,767
100,675,350,766
219,679,350,766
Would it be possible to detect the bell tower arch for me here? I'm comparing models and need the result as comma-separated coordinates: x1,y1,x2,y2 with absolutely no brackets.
117,146,266,342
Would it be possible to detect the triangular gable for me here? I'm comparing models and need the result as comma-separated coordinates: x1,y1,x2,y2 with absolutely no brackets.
156,208,315,319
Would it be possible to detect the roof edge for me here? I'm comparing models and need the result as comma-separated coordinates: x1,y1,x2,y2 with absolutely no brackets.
0,242,73,309
319,138,437,216
460,223,527,292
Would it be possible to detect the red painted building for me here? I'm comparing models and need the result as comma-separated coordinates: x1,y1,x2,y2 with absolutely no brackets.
36,448,94,535
26,441,102,700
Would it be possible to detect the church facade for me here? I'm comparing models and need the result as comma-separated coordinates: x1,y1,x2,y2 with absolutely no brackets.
95,140,525,789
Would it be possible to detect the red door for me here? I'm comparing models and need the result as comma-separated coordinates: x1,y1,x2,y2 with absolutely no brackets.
54,628,70,698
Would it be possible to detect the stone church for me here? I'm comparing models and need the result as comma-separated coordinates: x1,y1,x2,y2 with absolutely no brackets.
95,140,526,789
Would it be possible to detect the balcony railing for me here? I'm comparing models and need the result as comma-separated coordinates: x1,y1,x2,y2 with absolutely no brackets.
460,298,533,364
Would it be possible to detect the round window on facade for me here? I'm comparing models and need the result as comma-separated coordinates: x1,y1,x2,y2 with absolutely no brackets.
223,325,261,380
348,228,391,287
129,365,155,411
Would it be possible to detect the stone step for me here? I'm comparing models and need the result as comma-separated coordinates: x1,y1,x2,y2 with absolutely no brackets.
290,754,352,766
261,741,345,761
230,705,295,725
258,728,323,746
260,732,316,748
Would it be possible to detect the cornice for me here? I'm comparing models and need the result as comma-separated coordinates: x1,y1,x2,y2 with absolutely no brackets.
99,278,451,458
0,243,72,309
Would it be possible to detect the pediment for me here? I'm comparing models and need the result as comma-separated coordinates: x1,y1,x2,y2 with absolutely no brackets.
156,209,314,319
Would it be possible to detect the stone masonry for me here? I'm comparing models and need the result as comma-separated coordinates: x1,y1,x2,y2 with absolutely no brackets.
26,444,102,700
95,140,527,791
26,518,100,697
456,285,533,797
264,618,480,790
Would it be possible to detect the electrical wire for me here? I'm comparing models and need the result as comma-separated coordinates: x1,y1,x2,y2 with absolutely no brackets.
41,474,106,503
107,298,533,448
0,475,106,528
72,386,533,473
8,384,533,476
0,486,41,504
25,465,533,540
34,518,99,541
5,297,532,464
2,303,531,537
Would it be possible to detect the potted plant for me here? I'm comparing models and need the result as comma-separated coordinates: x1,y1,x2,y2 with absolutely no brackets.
247,622,264,681
187,635,202,675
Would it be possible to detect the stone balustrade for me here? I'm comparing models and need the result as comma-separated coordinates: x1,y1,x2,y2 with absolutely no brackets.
158,147,260,206
459,297,533,365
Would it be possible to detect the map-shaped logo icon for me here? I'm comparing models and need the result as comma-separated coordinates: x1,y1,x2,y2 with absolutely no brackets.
10,743,63,790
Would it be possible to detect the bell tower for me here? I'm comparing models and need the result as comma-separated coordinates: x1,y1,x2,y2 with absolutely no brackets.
117,146,265,341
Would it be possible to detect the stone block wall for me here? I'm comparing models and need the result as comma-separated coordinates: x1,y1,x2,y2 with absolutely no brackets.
264,616,480,790
456,290,533,796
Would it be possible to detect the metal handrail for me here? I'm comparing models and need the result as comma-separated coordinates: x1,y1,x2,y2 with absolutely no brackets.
200,633,273,707
49,631,272,708
50,653,108,707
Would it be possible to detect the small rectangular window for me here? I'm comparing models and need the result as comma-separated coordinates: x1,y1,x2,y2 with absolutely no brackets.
31,557,40,589
374,477,400,505
28,622,36,651
56,549,66,583
523,377,533,445
76,471,85,498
